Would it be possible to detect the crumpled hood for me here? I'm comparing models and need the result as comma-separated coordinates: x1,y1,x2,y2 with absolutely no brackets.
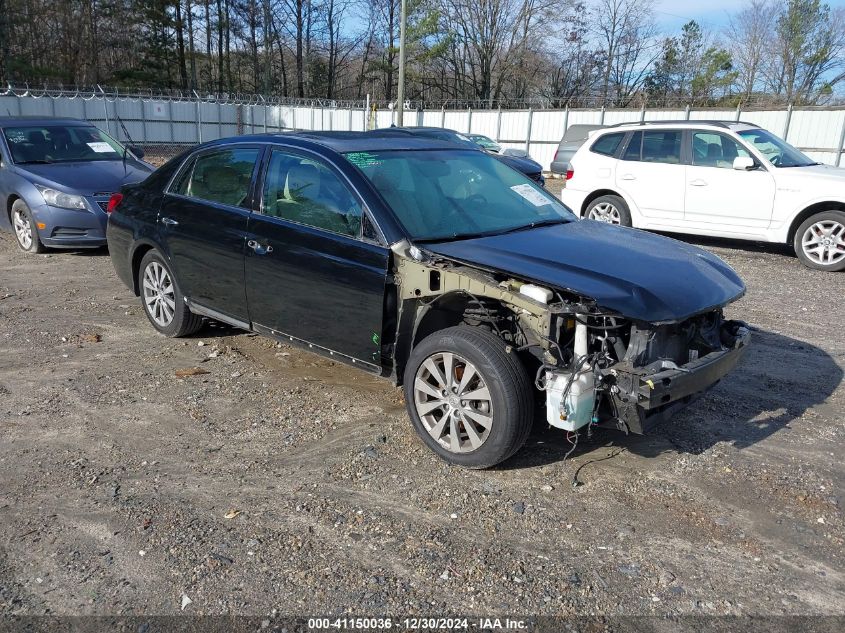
424,221,746,323
19,160,153,195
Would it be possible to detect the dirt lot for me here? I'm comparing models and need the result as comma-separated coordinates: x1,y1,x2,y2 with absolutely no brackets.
1,204,843,620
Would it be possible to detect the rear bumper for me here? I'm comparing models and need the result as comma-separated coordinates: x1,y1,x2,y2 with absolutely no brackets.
609,323,751,433
550,159,569,175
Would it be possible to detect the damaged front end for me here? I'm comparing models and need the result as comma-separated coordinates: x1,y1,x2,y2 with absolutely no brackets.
545,312,750,435
389,242,750,438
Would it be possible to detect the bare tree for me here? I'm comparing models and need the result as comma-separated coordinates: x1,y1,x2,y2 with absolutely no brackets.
593,0,659,105
765,0,845,104
726,0,775,101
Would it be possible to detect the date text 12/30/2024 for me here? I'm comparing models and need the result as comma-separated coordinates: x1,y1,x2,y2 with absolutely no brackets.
307,617,530,630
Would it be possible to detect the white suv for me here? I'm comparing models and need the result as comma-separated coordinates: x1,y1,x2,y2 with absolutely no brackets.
560,121,845,271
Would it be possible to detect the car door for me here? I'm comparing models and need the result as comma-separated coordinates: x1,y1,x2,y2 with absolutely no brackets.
615,129,685,221
244,147,390,367
684,131,776,229
159,145,262,324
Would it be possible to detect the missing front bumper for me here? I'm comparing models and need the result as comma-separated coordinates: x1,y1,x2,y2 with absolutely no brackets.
607,322,751,434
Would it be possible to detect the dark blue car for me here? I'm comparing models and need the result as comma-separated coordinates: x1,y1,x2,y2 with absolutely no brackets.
0,117,153,253
107,130,750,468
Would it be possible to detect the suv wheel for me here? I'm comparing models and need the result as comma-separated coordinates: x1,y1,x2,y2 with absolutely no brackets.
404,326,533,469
11,200,46,253
794,211,845,272
138,250,204,337
585,194,631,227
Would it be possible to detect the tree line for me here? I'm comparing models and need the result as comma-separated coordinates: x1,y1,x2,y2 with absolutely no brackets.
0,0,843,107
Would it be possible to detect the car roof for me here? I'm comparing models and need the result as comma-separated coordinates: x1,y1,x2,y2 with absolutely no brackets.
604,120,761,131
205,130,468,153
0,116,93,127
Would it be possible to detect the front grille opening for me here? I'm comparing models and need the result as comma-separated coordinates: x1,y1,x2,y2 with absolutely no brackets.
52,227,88,237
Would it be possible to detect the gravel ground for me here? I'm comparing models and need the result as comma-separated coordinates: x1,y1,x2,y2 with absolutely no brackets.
0,202,843,620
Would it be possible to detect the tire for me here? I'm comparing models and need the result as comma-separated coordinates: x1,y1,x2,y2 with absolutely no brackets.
793,210,845,272
137,249,204,337
585,194,632,227
403,326,534,469
10,199,46,254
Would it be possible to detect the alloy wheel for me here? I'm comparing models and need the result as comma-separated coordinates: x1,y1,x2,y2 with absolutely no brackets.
142,261,176,327
801,220,845,267
588,202,621,224
12,209,33,250
413,352,493,453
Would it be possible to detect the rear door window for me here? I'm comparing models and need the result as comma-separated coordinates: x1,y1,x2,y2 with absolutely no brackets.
173,148,260,208
590,132,625,157
622,130,682,164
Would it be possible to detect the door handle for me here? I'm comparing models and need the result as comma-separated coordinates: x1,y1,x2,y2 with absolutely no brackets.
689,179,707,186
247,239,273,255
620,174,636,181
160,216,179,226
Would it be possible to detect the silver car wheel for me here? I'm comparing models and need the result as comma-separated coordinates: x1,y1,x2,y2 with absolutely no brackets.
413,352,493,454
588,201,621,224
142,261,176,327
12,209,33,249
801,220,845,267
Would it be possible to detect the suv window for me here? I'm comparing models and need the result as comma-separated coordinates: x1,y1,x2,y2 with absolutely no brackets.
174,148,259,208
262,150,362,237
622,130,682,164
590,132,624,156
692,132,751,168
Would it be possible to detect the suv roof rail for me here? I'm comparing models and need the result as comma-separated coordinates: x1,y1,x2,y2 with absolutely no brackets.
606,120,757,129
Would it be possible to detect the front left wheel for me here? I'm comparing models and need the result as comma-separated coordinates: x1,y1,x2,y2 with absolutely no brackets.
403,326,534,469
137,250,204,337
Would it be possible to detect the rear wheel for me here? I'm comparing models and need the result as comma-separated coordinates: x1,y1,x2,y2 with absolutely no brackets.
137,250,203,337
11,200,46,254
585,194,631,227
404,326,533,469
793,211,845,272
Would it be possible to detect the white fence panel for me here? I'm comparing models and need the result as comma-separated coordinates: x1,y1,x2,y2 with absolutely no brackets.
470,111,499,138
4,91,844,168
788,110,845,149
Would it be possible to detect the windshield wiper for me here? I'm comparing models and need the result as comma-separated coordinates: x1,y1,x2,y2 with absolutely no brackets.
17,159,53,164
418,217,572,243
495,217,572,235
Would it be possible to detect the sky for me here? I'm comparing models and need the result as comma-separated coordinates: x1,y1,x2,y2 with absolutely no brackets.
651,0,845,32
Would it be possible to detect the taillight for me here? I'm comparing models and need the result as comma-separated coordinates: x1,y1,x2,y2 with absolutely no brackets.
106,193,123,213
565,169,574,180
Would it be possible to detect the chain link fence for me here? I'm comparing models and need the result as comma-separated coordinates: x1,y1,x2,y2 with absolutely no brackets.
3,84,845,169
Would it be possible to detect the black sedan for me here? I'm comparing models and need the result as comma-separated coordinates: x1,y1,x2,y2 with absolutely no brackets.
107,131,749,468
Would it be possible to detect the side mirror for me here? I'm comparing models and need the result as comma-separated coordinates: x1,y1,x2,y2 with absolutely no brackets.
733,156,755,171
128,145,145,160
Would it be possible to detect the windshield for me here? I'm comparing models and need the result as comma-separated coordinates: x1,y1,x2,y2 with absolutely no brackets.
2,125,125,164
346,149,574,241
737,128,816,167
469,134,500,151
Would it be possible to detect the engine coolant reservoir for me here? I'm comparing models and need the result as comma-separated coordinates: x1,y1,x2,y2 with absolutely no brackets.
545,367,595,431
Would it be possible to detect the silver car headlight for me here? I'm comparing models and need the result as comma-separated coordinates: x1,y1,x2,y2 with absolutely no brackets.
34,185,87,211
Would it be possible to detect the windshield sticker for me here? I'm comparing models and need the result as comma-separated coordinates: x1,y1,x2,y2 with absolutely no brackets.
346,152,381,168
87,142,114,153
510,183,550,207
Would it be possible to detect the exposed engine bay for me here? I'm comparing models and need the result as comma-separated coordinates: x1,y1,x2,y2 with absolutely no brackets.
389,243,751,437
